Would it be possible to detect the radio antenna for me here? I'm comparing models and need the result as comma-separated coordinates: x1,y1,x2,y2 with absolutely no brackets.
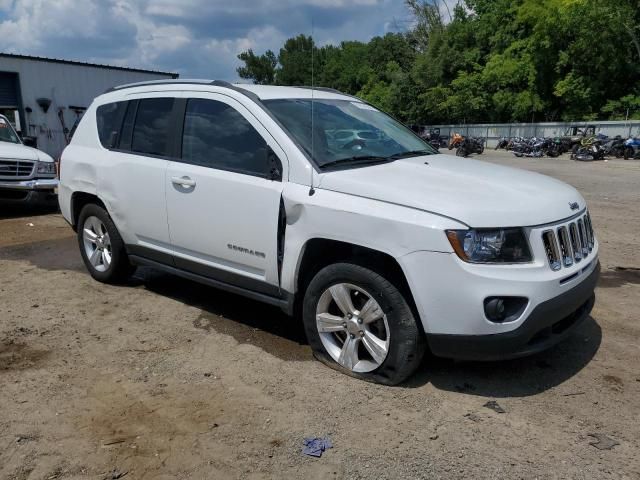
309,18,316,196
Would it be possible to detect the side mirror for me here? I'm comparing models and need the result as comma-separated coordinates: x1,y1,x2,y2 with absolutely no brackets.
265,146,282,181
22,136,37,148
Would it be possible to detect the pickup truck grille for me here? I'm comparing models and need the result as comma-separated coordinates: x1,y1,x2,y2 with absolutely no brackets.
542,212,595,271
0,159,35,179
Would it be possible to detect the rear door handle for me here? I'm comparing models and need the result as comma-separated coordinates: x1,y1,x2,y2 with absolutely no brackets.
171,176,196,188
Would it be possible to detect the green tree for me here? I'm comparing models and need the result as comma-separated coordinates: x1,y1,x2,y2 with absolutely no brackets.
236,49,277,85
318,41,373,93
276,34,317,86
602,95,640,120
236,0,640,123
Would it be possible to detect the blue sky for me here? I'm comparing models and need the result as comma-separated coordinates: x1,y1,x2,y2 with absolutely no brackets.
0,0,413,79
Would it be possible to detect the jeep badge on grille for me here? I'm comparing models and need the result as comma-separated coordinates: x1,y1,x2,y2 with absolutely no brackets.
569,202,579,211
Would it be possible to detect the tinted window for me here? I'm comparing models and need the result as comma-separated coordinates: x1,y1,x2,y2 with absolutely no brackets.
182,99,268,176
96,101,127,148
131,98,175,156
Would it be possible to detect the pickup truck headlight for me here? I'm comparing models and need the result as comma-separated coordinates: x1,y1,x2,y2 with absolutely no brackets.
446,228,532,263
36,161,56,175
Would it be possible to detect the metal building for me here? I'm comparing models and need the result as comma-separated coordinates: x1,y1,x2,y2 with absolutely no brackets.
0,53,178,157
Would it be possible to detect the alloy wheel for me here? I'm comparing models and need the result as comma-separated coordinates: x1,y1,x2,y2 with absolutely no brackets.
82,216,112,273
315,283,390,373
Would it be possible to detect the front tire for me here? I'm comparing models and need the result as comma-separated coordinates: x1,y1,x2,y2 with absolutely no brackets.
302,263,425,385
77,203,133,284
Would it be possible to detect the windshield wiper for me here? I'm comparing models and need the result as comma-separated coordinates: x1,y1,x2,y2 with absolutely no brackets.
319,155,390,170
319,149,435,170
387,149,435,160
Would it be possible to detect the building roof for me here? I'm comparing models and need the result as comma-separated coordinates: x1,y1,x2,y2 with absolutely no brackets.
0,52,179,78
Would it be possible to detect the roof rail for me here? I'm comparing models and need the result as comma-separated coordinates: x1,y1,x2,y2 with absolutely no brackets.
104,79,233,94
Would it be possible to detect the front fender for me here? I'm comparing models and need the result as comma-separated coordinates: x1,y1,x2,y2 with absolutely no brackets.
279,182,464,293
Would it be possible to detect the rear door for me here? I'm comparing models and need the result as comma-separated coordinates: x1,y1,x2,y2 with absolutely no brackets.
97,96,181,261
165,94,286,295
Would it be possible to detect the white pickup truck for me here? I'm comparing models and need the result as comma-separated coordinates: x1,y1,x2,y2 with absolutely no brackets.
58,80,599,385
0,115,58,204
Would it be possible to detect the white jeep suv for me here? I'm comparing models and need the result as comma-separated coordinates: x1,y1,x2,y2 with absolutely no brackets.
59,80,599,385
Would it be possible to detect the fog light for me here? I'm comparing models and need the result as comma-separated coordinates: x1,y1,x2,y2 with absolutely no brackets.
484,298,506,322
484,296,528,323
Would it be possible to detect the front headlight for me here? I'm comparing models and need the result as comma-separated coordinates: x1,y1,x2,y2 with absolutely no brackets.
446,228,532,263
36,161,56,175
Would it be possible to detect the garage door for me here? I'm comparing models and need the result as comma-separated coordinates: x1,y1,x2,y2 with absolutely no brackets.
0,72,19,108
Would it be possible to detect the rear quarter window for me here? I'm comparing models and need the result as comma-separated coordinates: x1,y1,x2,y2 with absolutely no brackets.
96,102,127,148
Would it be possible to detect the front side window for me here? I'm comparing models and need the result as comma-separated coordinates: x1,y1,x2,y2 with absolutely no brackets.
96,101,127,148
263,99,437,169
131,98,175,156
0,116,20,144
181,98,269,177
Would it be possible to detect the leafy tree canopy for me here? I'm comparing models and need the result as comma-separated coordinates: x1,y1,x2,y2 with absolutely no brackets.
236,0,640,124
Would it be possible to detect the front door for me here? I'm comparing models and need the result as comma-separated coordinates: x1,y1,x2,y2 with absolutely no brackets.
165,95,286,295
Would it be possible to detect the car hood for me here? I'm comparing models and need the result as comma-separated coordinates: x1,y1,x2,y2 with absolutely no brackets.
0,142,50,162
317,154,586,227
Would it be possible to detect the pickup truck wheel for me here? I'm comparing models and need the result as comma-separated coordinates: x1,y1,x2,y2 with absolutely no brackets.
77,204,133,284
302,263,425,385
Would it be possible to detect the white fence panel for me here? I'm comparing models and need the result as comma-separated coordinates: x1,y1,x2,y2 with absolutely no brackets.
427,121,640,148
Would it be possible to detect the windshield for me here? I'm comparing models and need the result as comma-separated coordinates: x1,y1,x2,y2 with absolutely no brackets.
0,117,21,144
263,99,437,168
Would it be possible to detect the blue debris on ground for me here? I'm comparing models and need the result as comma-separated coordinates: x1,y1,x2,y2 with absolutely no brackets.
302,437,333,457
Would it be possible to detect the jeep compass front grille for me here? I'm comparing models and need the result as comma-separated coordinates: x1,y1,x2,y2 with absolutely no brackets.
0,159,35,179
542,212,595,271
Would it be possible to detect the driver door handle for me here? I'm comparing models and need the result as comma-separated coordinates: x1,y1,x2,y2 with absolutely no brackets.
171,176,196,188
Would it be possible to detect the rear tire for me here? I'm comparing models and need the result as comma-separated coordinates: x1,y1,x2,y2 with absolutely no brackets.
302,263,425,385
77,203,134,284
624,147,633,160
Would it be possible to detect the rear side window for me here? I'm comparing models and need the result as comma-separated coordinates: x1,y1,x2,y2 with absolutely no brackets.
131,98,175,157
182,98,268,176
96,101,127,148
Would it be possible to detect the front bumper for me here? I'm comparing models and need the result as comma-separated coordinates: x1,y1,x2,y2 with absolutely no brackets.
0,178,59,191
427,262,599,360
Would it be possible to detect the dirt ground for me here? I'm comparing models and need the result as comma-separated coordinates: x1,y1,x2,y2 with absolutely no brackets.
1,151,639,480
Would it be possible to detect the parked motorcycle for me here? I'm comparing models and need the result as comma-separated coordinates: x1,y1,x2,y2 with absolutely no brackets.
561,125,597,155
623,137,640,159
510,137,554,157
572,135,605,161
543,138,561,157
495,137,509,150
422,127,447,149
602,135,625,158
452,136,484,157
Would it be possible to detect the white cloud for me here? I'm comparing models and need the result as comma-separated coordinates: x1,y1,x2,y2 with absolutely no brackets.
0,0,409,79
